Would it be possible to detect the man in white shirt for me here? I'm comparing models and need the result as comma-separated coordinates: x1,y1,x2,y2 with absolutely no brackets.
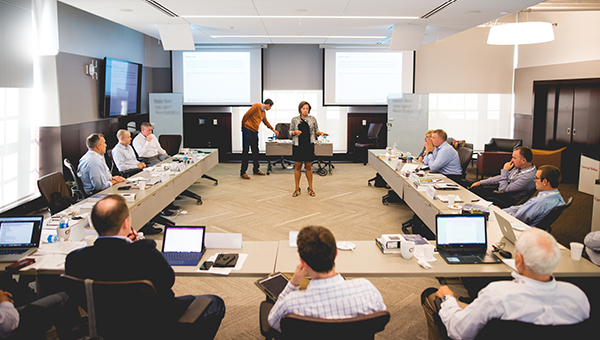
267,226,386,332
133,122,168,166
112,129,146,177
421,228,589,340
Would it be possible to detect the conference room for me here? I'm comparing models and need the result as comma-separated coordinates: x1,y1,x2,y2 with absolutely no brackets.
1,0,600,339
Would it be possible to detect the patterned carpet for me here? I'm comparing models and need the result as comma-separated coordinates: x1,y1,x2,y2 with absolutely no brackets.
147,162,470,339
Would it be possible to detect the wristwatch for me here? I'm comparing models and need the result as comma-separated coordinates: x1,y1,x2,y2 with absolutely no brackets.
442,295,453,302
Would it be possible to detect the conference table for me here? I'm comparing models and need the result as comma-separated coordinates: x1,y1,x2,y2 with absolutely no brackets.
77,148,218,231
265,141,334,175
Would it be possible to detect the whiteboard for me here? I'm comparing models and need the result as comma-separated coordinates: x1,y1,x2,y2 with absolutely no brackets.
387,93,429,156
149,93,183,137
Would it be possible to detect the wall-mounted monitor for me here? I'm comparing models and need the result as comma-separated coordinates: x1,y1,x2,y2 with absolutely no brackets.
100,57,142,117
323,49,414,106
172,47,263,106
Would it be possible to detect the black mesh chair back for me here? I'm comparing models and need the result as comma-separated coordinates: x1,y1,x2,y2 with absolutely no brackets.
535,196,573,232
63,158,88,200
280,311,390,340
458,147,473,178
159,134,182,156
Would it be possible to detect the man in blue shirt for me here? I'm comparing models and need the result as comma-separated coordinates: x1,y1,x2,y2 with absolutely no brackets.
469,147,536,208
503,165,565,227
423,129,462,178
112,129,146,177
78,133,125,195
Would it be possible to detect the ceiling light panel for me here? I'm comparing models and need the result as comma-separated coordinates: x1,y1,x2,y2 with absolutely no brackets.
185,18,269,36
341,0,438,17
260,18,339,36
162,0,258,16
252,0,349,16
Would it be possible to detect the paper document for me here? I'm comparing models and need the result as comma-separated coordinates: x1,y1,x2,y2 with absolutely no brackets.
25,254,67,270
502,259,517,271
198,253,248,275
36,241,86,255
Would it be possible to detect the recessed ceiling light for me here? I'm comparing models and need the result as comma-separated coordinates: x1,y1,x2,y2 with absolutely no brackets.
120,9,133,12
500,11,509,15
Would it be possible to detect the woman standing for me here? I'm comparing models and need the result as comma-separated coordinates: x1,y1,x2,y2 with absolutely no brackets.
290,101,328,197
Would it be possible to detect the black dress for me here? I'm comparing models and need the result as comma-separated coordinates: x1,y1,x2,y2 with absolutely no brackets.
292,118,315,163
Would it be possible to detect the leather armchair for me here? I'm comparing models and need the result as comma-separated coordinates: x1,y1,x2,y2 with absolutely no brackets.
531,147,567,171
484,138,522,152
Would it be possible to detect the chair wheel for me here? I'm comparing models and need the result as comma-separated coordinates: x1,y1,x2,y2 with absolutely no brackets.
197,199,202,205
382,199,388,206
214,182,218,186
368,182,372,186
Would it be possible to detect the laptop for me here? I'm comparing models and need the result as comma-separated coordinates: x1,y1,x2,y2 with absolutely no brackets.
0,216,43,262
494,212,518,244
161,226,206,266
435,214,500,264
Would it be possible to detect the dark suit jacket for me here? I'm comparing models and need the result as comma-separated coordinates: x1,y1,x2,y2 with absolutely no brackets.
65,237,186,319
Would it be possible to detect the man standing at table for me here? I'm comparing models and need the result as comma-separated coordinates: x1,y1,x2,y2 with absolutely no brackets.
469,146,536,208
423,129,462,181
421,228,589,340
78,133,125,195
503,165,565,227
112,129,146,177
66,194,225,339
133,122,168,166
267,226,386,332
240,99,278,179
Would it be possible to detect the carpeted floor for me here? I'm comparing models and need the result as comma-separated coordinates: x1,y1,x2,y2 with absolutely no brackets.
148,162,468,339
145,160,594,339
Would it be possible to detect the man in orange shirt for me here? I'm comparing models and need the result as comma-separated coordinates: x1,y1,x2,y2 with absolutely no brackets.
240,99,278,179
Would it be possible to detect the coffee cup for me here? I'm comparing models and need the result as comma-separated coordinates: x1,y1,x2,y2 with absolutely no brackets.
401,241,416,260
139,179,147,190
570,242,584,261
423,244,435,261
447,194,455,207
57,226,72,241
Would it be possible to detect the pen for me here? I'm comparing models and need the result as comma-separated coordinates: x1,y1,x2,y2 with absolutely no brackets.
471,199,480,202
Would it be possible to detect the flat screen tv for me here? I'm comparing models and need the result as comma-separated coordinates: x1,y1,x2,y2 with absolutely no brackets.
100,57,142,117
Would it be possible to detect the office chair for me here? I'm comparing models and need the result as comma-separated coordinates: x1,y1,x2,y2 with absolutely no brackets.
535,197,573,233
268,123,294,173
355,123,382,165
158,134,183,156
458,147,473,179
473,318,591,340
63,158,88,200
60,274,212,340
106,149,142,178
37,172,75,215
260,300,390,340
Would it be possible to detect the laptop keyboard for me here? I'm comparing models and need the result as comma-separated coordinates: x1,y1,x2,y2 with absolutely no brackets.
164,252,199,261
446,249,485,256
0,249,27,255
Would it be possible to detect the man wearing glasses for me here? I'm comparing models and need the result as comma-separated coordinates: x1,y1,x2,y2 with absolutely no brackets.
503,165,565,227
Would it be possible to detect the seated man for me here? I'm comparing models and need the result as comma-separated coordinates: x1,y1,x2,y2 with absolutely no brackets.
65,195,225,339
422,129,462,180
133,122,168,166
422,228,589,340
0,288,68,339
77,133,125,195
469,146,536,208
111,129,146,177
267,226,386,332
503,165,565,227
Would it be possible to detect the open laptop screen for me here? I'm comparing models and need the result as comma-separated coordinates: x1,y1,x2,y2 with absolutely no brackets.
0,216,43,248
436,215,486,246
162,226,205,253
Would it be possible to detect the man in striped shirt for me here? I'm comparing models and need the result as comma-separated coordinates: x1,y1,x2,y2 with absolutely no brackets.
267,226,386,332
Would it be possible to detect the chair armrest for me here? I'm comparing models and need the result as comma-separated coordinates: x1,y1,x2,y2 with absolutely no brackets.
178,296,212,324
260,300,281,338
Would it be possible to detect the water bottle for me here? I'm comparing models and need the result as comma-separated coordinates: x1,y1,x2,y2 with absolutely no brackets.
59,215,70,229
392,143,397,156
47,235,59,243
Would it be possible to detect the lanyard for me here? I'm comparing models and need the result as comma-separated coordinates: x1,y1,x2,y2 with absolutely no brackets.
508,165,535,181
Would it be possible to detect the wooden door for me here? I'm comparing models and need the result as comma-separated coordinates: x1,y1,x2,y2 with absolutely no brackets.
544,86,557,147
573,87,600,145
555,87,574,144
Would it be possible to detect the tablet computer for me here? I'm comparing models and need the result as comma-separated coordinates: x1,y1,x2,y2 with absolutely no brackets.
254,272,290,302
